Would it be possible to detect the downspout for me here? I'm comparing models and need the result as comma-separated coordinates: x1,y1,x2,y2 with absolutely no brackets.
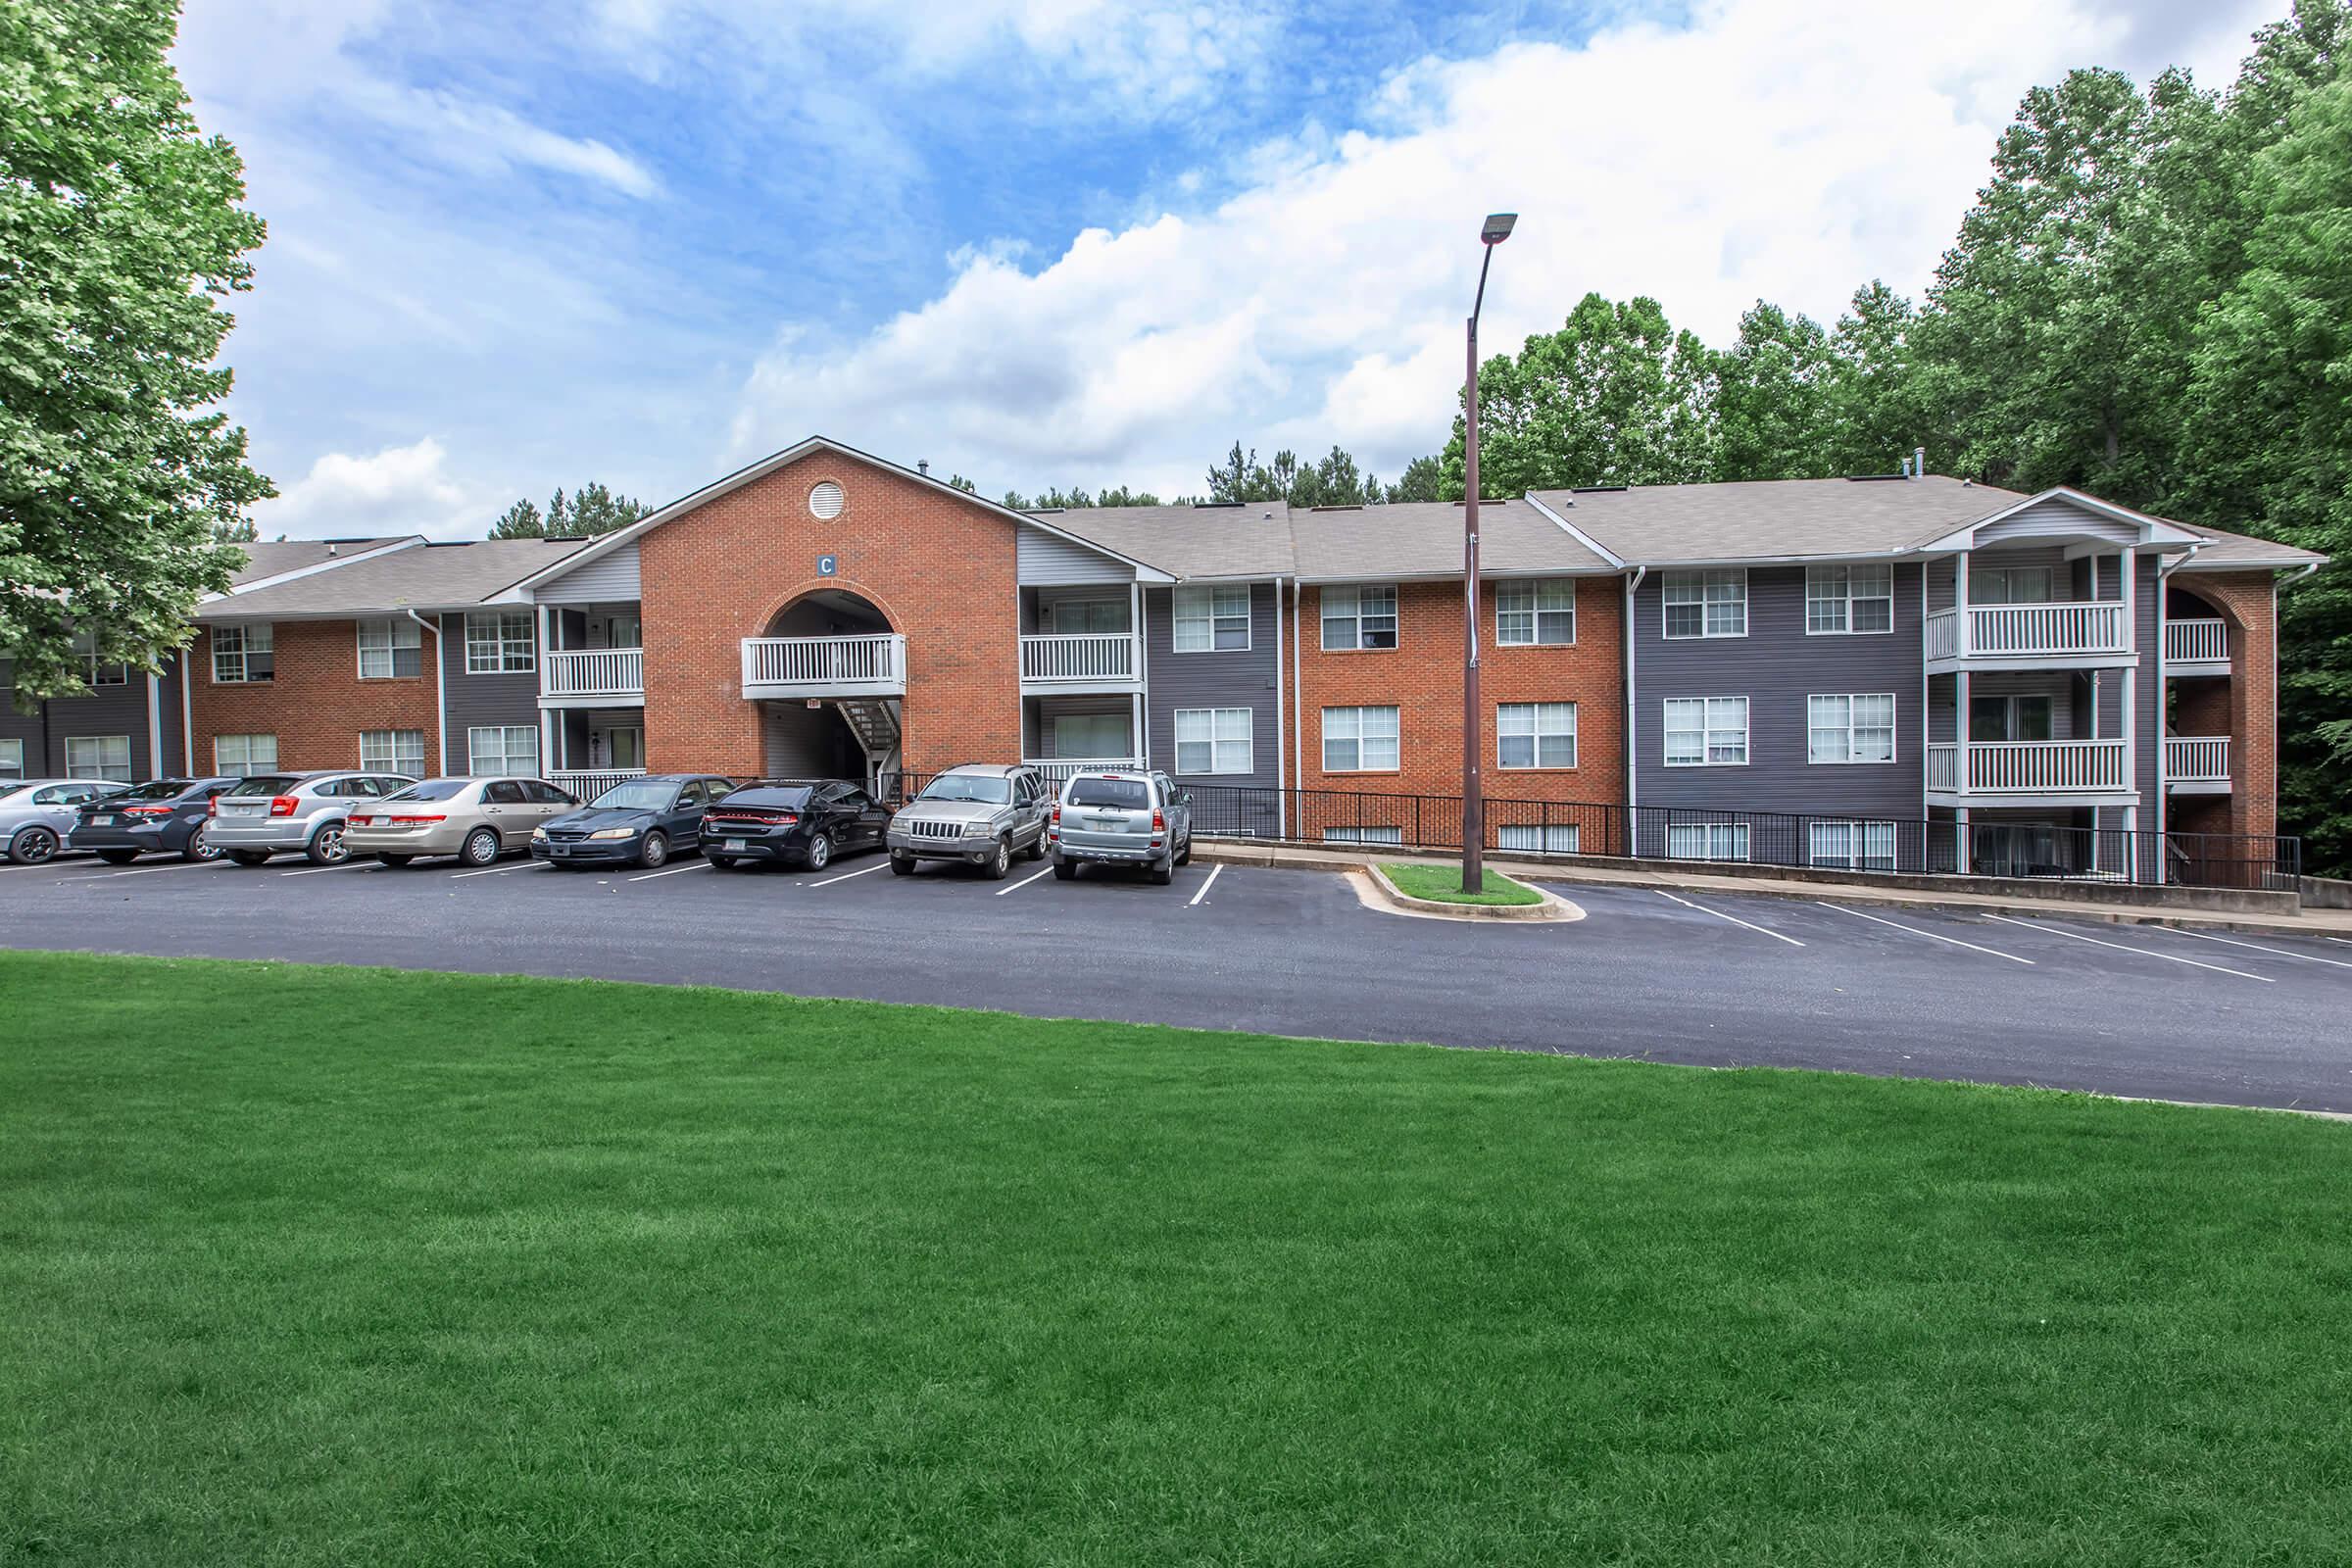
1622,566,1644,829
406,611,444,776
1272,576,1286,839
1292,580,1303,835
177,657,193,773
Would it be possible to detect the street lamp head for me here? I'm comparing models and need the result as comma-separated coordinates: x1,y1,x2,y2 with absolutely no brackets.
1481,212,1517,245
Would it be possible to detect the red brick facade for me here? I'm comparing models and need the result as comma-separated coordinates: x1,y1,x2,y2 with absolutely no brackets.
637,453,1022,777
187,619,438,774
2166,570,2279,840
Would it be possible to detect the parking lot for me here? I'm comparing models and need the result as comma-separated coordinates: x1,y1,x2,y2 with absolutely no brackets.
3,845,2348,1112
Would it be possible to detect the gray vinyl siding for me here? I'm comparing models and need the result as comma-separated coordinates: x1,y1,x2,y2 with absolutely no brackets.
157,657,186,774
0,662,161,778
1633,563,1925,818
1143,582,1280,789
1974,497,2137,547
535,543,640,604
439,612,540,772
1017,525,1133,586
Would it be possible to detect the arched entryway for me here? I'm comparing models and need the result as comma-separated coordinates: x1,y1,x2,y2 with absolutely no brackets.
749,588,903,786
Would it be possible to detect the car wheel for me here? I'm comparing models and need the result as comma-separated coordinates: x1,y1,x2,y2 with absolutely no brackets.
985,837,1011,880
639,831,669,869
182,823,220,862
7,825,59,865
96,850,139,865
376,854,413,867
1052,858,1076,881
227,850,272,867
804,832,832,872
890,854,914,876
307,822,350,864
461,827,501,867
1176,835,1192,867
1025,830,1046,861
1149,855,1174,886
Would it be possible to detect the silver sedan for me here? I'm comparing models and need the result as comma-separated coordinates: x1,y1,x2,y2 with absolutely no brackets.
0,778,128,864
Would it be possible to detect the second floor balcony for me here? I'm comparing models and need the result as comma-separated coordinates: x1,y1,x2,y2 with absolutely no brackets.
2163,617,2230,675
740,632,906,700
1020,632,1141,687
1927,738,2132,799
541,647,644,704
1925,601,2132,667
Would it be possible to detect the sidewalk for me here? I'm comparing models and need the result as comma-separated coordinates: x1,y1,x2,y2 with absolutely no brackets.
1194,841,2352,939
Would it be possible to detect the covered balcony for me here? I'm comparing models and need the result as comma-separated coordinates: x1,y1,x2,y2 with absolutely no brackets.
2163,617,2229,674
1923,546,2136,671
1928,738,2131,796
1019,585,1143,693
2163,735,2230,794
740,588,905,700
538,602,645,707
1924,601,2131,665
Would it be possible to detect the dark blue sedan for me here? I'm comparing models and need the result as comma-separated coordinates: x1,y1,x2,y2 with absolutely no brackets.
530,774,736,869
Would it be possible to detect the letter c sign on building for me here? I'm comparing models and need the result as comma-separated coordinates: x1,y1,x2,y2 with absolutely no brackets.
815,554,838,577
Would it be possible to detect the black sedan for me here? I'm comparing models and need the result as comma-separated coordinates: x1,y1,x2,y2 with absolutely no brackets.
531,774,737,869
66,776,241,864
700,778,890,872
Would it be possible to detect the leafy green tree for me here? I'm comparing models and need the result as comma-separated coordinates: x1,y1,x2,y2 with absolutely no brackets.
1821,280,1926,475
1,0,270,703
212,516,259,544
1385,456,1447,503
566,481,645,535
1709,302,1837,481
944,474,978,494
1095,485,1162,507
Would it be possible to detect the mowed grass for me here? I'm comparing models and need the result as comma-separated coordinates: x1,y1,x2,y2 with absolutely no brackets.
1381,860,1545,906
3,955,2350,1566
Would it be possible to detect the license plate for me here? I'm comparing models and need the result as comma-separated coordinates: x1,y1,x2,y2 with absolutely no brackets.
1089,816,1126,830
92,814,114,825
551,846,568,857
723,838,746,853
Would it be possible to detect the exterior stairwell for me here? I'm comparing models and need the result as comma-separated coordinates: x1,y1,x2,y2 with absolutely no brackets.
833,698,902,777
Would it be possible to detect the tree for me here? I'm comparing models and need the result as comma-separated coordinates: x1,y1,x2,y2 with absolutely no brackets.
566,481,645,535
212,516,259,544
1,0,270,703
1821,280,1926,475
944,474,978,494
1385,456,1447,503
1708,301,1837,481
490,499,544,539
489,484,644,538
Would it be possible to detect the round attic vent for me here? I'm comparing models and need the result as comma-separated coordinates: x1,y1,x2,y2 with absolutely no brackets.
808,480,845,519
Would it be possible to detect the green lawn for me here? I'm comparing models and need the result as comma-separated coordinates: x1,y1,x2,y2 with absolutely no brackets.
3,953,2349,1566
1380,859,1544,905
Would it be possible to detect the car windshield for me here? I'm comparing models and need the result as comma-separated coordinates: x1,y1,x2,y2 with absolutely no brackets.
1065,777,1150,809
918,775,1010,805
117,780,190,802
591,781,676,810
383,779,473,803
727,787,813,809
225,775,303,797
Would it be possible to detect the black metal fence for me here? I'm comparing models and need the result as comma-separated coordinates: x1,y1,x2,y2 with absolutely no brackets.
875,772,2300,893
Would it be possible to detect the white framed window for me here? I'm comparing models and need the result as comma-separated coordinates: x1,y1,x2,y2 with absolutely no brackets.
1974,565,2053,605
1667,821,1749,861
214,733,278,775
1810,820,1898,871
1663,697,1748,766
70,629,128,687
1322,825,1403,845
1497,823,1581,855
1662,569,1745,638
360,729,426,774
1497,702,1577,769
1174,708,1252,774
356,616,422,679
65,735,132,782
466,612,536,674
211,622,272,683
1321,585,1398,650
1044,598,1126,633
1970,694,2054,743
0,738,24,780
1051,711,1131,760
1805,564,1894,634
467,724,539,775
1172,585,1250,652
1321,706,1400,772
1807,694,1897,764
1496,580,1576,645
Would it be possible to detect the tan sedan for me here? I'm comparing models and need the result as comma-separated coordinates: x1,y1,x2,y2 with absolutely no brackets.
345,776,578,867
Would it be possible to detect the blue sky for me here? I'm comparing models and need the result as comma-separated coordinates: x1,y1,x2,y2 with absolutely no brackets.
172,0,2277,538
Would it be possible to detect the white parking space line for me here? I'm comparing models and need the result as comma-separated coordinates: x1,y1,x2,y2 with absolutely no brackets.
450,861,547,880
809,861,887,888
2166,927,2352,970
994,865,1055,896
1188,863,1223,906
1812,901,2034,964
1981,914,2274,982
66,860,231,882
1652,888,1805,947
2328,937,2352,948
629,861,710,883
279,861,371,877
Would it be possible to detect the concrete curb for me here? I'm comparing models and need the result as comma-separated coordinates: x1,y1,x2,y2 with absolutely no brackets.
1360,862,1581,923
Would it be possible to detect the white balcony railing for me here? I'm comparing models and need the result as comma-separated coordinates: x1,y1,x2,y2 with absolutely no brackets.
1926,602,2131,661
2165,618,2228,665
1928,738,2132,794
740,633,906,693
546,768,646,802
542,647,643,699
2164,736,2230,785
1020,632,1139,683
1024,757,1146,788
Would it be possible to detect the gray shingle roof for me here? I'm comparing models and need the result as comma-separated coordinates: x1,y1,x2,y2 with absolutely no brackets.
2171,521,2328,568
1036,503,1297,578
226,537,416,585
1291,499,1614,580
196,538,594,619
1527,476,2028,564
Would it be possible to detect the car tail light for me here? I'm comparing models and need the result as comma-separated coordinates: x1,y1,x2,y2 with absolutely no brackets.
1051,804,1060,826
390,814,446,824
122,805,172,816
270,796,298,816
207,797,219,816
350,815,374,827
1152,808,1166,832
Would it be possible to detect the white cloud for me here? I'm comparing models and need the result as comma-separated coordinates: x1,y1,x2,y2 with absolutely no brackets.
256,438,490,542
723,0,2275,498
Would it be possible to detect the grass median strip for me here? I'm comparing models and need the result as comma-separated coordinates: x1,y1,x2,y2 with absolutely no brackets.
1378,859,1544,906
3,951,2348,1565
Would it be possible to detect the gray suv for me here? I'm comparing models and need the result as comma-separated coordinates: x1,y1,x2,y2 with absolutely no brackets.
887,763,1051,879
1051,768,1193,885
211,770,419,866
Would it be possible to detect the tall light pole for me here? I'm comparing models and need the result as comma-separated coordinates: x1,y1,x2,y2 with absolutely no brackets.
1461,212,1515,893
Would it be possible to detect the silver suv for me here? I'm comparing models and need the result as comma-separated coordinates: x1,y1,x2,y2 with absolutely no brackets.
1051,768,1193,885
211,770,419,866
887,763,1052,879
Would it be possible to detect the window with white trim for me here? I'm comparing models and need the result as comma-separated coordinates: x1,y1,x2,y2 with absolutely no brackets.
1973,565,2052,605
1497,823,1581,854
1810,820,1898,871
1321,706,1399,772
66,735,132,782
1497,702,1577,769
211,622,272,683
70,629,127,687
1496,580,1575,645
215,734,278,775
361,729,426,775
356,616,423,679
1807,694,1896,764
467,725,539,776
1805,564,1894,634
1667,821,1749,861
0,738,23,780
1663,697,1748,765
1662,569,1745,638
1321,585,1397,650
466,612,536,674
1174,708,1252,774
1172,585,1250,652
1322,825,1403,845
